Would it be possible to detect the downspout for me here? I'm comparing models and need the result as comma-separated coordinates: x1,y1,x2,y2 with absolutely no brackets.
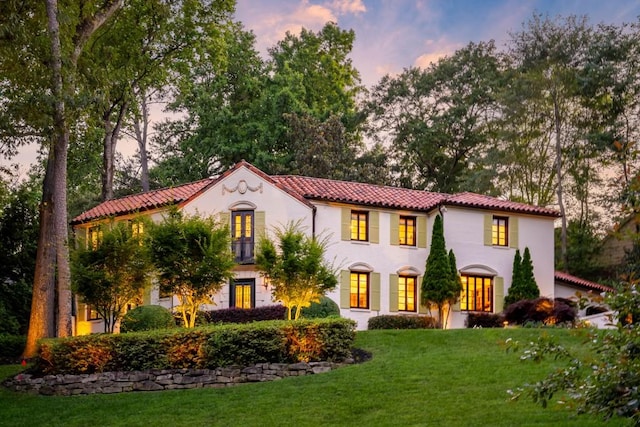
312,205,317,238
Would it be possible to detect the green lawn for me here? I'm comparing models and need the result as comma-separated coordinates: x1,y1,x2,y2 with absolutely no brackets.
0,328,631,426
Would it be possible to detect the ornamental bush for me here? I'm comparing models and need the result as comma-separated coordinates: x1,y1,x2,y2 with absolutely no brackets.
201,305,286,324
465,312,503,328
121,305,176,333
502,297,577,326
368,315,437,330
298,297,341,319
32,318,356,376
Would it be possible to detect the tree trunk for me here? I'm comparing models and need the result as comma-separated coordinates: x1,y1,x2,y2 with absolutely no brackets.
134,94,151,192
101,102,128,201
23,156,57,358
553,91,568,272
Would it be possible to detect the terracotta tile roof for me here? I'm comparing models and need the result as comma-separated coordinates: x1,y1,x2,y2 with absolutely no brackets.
446,192,560,217
71,178,215,224
272,175,446,211
72,161,560,224
554,271,614,293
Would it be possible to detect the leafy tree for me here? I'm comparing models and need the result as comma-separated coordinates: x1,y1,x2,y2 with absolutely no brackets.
71,221,153,333
422,215,459,328
0,174,40,334
367,41,502,193
255,222,337,321
505,247,540,305
148,210,235,328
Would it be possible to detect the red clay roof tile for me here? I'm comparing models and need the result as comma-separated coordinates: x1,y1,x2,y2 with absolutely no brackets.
554,271,614,293
72,161,560,224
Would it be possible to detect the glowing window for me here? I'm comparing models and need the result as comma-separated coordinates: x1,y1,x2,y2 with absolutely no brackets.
88,227,103,250
350,211,368,241
492,216,508,247
399,216,416,246
398,275,417,312
131,221,144,238
460,275,493,312
350,272,369,309
231,280,254,309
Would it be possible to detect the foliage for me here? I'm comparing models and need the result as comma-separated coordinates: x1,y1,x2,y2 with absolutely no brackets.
201,305,287,324
148,209,235,328
367,315,438,330
421,215,460,328
32,318,356,375
255,222,337,320
298,296,341,319
72,221,153,333
505,247,541,305
0,334,26,364
554,220,603,278
120,305,175,333
0,174,39,335
502,297,577,326
367,41,502,193
508,281,640,422
466,312,504,328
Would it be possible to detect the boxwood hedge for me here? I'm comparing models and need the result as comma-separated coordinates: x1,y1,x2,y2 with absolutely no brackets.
33,318,356,375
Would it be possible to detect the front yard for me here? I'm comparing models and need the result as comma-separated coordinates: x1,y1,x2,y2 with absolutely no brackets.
0,328,630,426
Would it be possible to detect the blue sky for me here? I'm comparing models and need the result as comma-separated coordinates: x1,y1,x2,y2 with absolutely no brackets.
235,0,640,87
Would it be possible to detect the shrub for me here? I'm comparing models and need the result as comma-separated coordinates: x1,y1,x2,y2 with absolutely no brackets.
368,315,437,330
202,305,286,324
0,334,26,364
121,305,176,333
502,297,577,326
466,312,503,328
32,318,356,375
296,297,340,319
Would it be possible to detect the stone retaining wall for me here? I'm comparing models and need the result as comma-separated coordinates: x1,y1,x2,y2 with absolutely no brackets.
3,361,349,396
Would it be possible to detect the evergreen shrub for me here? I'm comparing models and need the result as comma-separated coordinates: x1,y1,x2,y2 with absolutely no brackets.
297,297,341,319
120,305,176,333
368,315,437,330
32,318,356,375
0,334,26,364
465,312,503,328
502,297,577,326
201,305,287,324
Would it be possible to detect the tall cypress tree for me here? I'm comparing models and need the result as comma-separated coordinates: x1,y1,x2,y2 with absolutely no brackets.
422,215,457,328
448,248,463,304
505,247,539,306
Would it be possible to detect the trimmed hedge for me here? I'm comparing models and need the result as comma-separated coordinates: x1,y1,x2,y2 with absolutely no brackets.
368,315,437,330
298,297,341,319
201,305,287,324
32,318,356,376
0,334,25,364
121,305,176,333
466,312,503,328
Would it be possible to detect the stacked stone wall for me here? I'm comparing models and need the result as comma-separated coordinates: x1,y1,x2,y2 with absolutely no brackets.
3,361,349,396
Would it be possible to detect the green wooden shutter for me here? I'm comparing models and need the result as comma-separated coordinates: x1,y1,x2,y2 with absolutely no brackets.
418,275,428,314
219,212,230,230
509,217,519,249
340,270,351,309
494,276,504,313
341,208,351,241
417,216,427,248
483,214,493,246
389,274,399,312
370,272,380,311
255,211,266,239
369,211,379,244
390,214,399,246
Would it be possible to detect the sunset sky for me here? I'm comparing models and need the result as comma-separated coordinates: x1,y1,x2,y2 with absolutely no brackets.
235,0,640,87
5,0,640,170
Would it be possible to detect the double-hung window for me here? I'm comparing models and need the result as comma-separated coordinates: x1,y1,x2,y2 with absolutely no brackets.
232,210,254,263
88,226,102,250
399,216,416,246
350,272,369,309
398,275,417,312
350,211,368,241
492,216,508,247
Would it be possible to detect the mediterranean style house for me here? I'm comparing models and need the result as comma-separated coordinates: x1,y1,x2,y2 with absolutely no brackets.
71,160,568,333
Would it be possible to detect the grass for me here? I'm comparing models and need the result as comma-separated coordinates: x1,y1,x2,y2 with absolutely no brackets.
0,328,632,426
